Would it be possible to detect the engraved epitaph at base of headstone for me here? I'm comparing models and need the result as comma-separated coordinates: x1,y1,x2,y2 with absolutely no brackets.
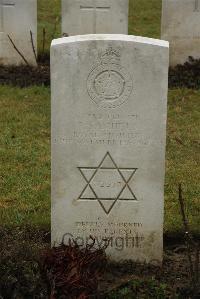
51,34,169,264
0,0,37,65
61,0,129,36
161,0,200,66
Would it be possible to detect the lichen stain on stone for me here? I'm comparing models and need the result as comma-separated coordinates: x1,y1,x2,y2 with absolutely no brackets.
145,232,156,246
142,232,162,263
72,197,79,206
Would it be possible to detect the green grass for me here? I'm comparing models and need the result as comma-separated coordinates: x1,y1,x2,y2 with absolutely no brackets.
129,0,161,38
165,89,200,234
0,86,50,228
0,86,199,233
37,0,162,53
38,0,61,52
105,279,168,299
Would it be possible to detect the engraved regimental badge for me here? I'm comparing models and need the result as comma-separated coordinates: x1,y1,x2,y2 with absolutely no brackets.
87,47,133,109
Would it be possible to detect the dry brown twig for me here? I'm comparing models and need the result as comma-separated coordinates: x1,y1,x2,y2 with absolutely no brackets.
42,27,46,56
178,184,199,294
51,17,59,40
30,30,38,65
7,34,30,66
41,236,107,299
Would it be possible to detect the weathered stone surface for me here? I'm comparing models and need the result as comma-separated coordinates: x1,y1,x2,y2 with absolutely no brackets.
62,0,129,35
161,0,200,66
51,35,169,264
0,0,37,65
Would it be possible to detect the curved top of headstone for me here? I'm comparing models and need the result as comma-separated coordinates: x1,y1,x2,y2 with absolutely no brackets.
51,34,169,48
51,31,169,264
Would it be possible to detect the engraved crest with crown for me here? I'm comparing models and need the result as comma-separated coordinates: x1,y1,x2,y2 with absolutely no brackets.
87,47,133,109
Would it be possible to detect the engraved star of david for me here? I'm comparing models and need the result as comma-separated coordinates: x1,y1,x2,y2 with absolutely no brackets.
78,152,138,214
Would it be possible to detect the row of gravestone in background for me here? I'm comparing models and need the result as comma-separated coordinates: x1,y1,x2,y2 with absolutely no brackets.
0,0,199,67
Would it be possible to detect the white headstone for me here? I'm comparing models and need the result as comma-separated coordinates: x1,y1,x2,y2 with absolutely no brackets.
161,0,200,66
62,0,129,36
51,34,169,264
0,0,37,65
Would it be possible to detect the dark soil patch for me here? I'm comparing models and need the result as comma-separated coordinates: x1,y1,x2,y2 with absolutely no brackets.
0,227,199,299
99,248,199,298
0,227,50,299
0,64,50,87
169,57,200,90
0,57,200,89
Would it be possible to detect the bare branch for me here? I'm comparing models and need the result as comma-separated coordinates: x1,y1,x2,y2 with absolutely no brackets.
178,184,199,293
194,246,199,287
30,30,38,65
42,27,46,56
178,184,189,232
51,17,59,40
7,34,30,66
